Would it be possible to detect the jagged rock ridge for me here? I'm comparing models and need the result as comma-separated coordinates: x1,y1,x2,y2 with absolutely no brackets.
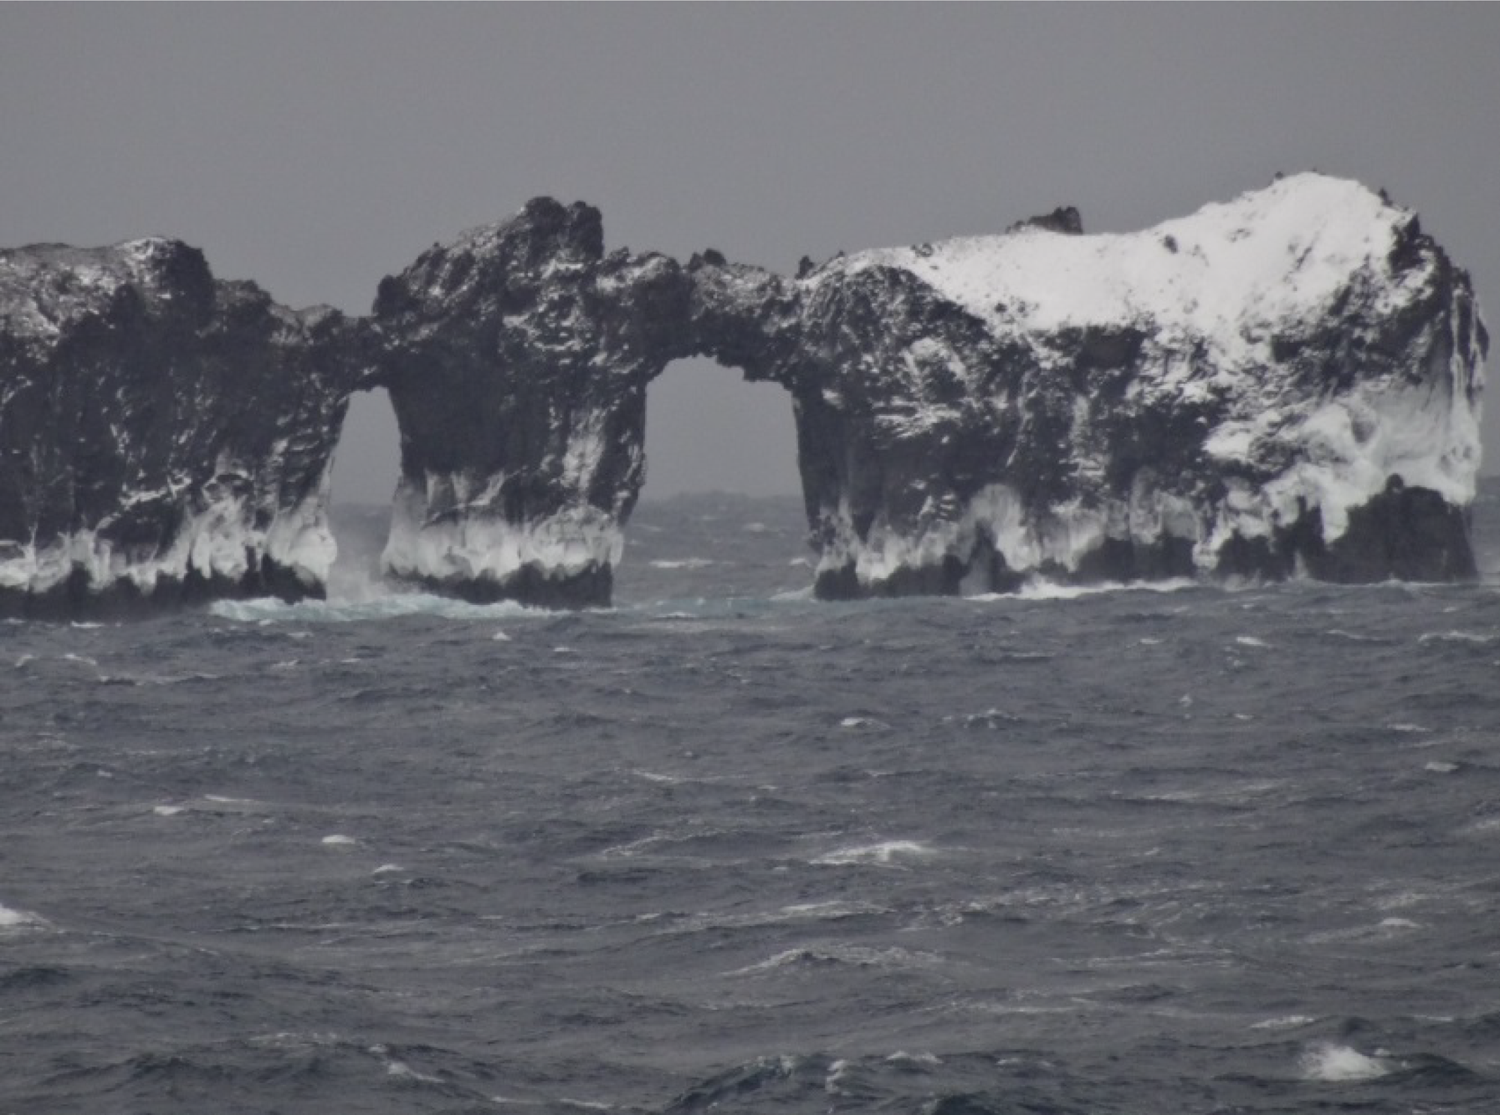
0,239,366,617
0,173,1486,615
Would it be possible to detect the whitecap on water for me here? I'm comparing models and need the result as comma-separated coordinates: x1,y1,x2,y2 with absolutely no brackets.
813,840,934,866
729,943,940,976
648,558,713,569
211,593,547,624
970,577,1200,602
0,902,44,929
322,834,358,847
1250,1014,1318,1031
1418,630,1494,645
1300,1042,1389,1082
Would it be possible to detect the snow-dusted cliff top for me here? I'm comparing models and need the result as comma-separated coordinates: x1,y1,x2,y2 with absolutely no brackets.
771,173,1486,593
839,175,1445,356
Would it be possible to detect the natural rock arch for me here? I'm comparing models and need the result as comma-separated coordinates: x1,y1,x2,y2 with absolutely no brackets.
0,175,1486,617
368,179,1485,607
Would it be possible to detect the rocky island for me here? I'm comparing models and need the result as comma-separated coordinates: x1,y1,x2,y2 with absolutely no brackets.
0,173,1485,615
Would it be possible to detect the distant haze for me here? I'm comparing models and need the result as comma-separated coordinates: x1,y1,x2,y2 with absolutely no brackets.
3,5,1496,505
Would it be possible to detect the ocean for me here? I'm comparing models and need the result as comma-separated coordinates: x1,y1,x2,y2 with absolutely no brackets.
3,482,1500,1115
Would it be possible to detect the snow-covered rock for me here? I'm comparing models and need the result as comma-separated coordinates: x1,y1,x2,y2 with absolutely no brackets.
688,172,1486,596
0,239,365,617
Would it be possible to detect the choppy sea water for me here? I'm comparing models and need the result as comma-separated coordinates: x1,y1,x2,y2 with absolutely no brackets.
4,484,1500,1115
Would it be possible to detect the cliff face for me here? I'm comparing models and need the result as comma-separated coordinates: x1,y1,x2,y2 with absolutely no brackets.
0,174,1485,615
370,199,694,606
0,239,364,617
689,174,1487,597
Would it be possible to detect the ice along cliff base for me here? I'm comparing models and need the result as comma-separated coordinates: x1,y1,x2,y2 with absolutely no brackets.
0,174,1486,615
0,239,368,618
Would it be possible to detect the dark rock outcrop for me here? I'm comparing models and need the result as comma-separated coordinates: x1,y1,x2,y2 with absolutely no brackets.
369,199,695,605
0,239,366,618
0,174,1485,615
684,173,1487,597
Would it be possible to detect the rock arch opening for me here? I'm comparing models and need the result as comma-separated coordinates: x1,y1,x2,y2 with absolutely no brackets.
640,357,799,500
327,386,402,599
612,356,804,602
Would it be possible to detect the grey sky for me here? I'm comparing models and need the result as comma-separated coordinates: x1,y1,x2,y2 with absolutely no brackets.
3,4,1496,504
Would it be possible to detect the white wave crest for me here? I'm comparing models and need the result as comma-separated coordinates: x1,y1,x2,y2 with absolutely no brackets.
0,902,44,929
969,577,1199,602
729,943,939,976
813,840,935,866
210,592,546,624
1300,1042,1389,1082
1418,629,1494,644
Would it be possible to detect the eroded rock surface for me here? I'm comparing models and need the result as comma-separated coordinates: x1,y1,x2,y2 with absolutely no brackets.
0,174,1485,614
370,199,695,605
687,173,1486,597
0,239,365,617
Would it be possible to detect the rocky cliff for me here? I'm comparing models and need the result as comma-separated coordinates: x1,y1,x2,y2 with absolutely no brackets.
688,173,1487,597
0,174,1485,615
370,199,695,606
0,239,364,617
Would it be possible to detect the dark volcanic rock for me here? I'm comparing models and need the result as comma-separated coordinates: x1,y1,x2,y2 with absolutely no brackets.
0,173,1484,614
685,173,1486,598
370,199,696,606
0,239,365,618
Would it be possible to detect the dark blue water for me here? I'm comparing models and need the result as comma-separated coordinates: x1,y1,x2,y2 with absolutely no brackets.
4,485,1500,1114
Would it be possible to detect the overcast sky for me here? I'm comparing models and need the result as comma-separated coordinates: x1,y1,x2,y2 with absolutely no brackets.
3,5,1496,504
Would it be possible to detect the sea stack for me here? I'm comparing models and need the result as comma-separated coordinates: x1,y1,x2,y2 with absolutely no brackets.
0,239,364,618
370,199,696,607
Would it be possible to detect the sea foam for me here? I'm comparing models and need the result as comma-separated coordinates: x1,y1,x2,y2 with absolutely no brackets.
1301,1043,1389,1082
210,592,546,624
